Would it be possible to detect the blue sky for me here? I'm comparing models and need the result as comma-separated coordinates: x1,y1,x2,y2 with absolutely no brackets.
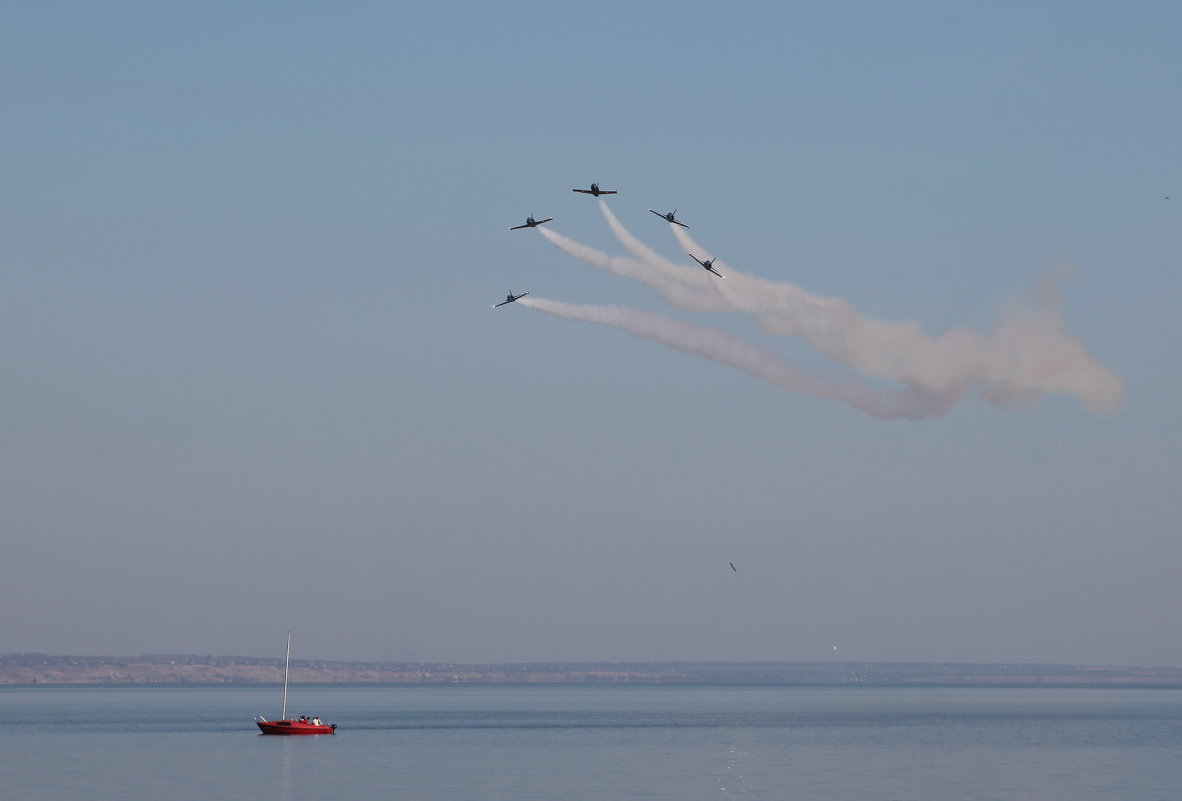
2,1,1180,665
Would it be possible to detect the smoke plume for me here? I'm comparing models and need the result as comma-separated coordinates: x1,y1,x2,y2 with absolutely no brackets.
518,297,952,420
521,200,1123,419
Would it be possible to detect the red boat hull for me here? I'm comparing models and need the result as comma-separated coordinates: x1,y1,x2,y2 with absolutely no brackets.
256,719,335,735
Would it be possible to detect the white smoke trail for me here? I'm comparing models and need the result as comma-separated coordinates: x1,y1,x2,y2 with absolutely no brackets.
664,225,1123,414
598,201,715,292
555,205,1122,415
523,201,1122,417
518,296,954,420
537,225,724,313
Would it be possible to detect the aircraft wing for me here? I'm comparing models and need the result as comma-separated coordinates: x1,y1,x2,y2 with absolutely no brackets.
572,188,592,194
509,224,528,230
537,217,553,225
493,292,529,307
672,218,690,228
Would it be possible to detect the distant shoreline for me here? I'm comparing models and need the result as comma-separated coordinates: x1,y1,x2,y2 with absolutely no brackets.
3,654,1182,687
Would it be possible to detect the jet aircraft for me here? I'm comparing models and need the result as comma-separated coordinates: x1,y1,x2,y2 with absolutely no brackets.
510,214,553,231
649,208,689,228
689,253,724,278
493,291,530,308
572,183,617,197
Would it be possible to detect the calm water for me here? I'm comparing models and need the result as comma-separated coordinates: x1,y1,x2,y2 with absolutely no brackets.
2,684,1181,800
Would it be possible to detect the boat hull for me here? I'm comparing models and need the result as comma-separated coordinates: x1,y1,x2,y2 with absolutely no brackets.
256,719,335,735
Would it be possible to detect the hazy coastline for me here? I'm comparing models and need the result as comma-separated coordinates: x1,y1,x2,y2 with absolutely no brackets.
4,654,1181,687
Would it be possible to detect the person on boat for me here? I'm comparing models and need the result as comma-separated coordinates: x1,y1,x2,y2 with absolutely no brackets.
312,717,321,725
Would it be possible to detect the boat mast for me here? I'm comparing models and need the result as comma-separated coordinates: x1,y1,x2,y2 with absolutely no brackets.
281,631,291,720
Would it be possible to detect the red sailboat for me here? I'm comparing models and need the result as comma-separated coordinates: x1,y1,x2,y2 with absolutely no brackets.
254,632,336,735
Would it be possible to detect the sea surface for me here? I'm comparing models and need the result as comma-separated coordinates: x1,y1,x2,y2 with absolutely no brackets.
2,684,1181,800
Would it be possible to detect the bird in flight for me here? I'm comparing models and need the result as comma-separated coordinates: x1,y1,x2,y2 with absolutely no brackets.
729,562,737,572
